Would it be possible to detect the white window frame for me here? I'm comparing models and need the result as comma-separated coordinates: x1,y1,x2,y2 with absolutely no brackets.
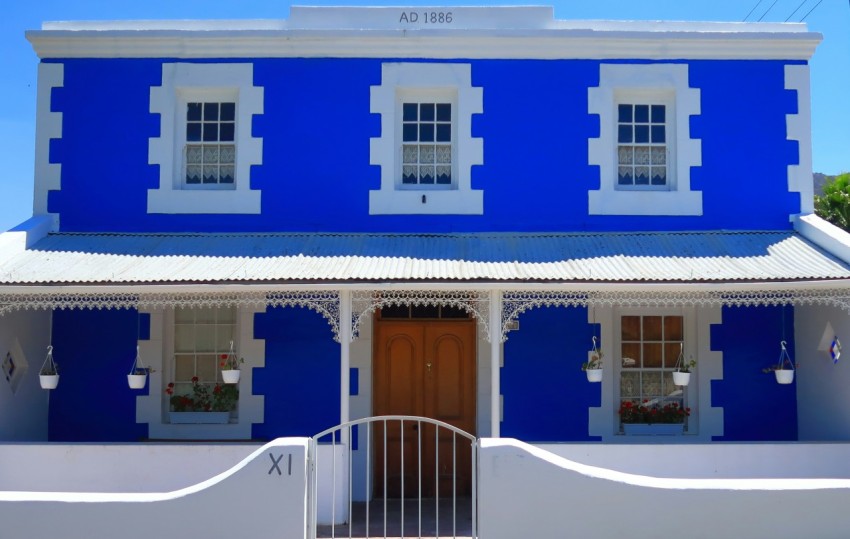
370,63,483,215
179,93,238,191
614,94,675,192
136,306,265,440
396,91,457,191
615,310,689,434
148,63,263,214
588,63,702,216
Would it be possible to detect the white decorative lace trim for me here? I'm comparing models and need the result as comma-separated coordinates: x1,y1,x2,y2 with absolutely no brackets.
3,288,850,343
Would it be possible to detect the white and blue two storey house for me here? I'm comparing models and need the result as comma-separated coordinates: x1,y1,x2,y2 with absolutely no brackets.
2,6,850,510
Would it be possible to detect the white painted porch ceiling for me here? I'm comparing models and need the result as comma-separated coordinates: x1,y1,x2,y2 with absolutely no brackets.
0,231,848,285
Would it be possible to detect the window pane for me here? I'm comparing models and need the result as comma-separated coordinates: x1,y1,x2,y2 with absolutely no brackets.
219,122,235,142
420,145,435,164
204,102,219,121
634,146,650,165
195,327,216,352
203,123,218,142
651,125,665,143
618,125,632,144
618,146,633,165
618,104,632,123
186,145,202,164
419,124,435,142
203,165,218,184
618,168,633,185
403,124,418,142
381,305,410,318
621,316,641,340
436,103,451,121
651,104,665,123
403,103,418,121
196,354,217,382
635,167,650,185
634,105,649,123
403,145,418,164
220,166,235,184
419,103,435,121
402,166,418,184
175,308,194,324
196,308,217,324
635,125,649,143
187,102,202,121
621,343,640,368
203,146,219,164
436,124,451,142
651,147,666,165
186,123,202,142
436,166,451,184
642,372,662,397
220,102,235,121
411,304,439,318
420,166,435,184
620,371,639,397
175,355,195,381
643,343,662,368
664,316,683,340
220,145,235,164
436,145,451,164
174,325,195,352
186,166,202,184
664,342,681,368
651,169,666,186
643,316,662,340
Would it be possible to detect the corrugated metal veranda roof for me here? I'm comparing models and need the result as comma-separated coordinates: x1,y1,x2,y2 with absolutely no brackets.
0,230,849,286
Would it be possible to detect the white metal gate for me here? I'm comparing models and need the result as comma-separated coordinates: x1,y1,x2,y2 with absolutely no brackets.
309,415,478,539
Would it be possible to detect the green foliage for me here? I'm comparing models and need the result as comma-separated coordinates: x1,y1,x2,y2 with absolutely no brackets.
815,173,850,231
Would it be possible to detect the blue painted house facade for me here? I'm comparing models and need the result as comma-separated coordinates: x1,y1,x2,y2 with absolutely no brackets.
3,6,850,469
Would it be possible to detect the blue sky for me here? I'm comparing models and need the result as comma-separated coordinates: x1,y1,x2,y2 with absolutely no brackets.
1,0,848,232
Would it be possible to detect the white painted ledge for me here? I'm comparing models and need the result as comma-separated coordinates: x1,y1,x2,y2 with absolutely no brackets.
794,213,850,266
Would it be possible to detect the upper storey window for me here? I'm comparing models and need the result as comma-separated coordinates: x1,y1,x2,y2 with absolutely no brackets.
588,64,702,216
148,63,263,214
401,101,453,187
617,103,669,189
184,101,236,188
370,63,483,215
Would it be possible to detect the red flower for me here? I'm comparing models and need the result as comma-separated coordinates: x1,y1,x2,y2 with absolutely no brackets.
191,376,199,383
220,362,226,367
213,385,221,394
220,354,228,360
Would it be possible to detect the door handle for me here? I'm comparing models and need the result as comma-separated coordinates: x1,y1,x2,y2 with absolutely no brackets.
425,362,432,373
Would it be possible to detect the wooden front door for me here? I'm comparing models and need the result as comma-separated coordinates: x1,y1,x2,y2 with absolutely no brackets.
373,319,476,498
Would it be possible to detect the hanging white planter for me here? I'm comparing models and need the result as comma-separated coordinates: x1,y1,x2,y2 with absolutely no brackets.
585,368,603,383
38,345,59,390
672,371,692,386
672,342,696,387
775,369,794,384
127,345,152,389
220,340,243,384
39,374,59,390
221,369,241,384
582,336,603,383
767,340,796,385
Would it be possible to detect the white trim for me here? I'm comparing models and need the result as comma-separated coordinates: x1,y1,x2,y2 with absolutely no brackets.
588,64,702,216
26,32,822,61
794,213,850,266
148,63,263,214
785,64,814,215
33,63,63,224
370,63,483,215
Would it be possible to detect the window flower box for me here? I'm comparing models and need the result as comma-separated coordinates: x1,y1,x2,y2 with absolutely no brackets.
168,411,230,424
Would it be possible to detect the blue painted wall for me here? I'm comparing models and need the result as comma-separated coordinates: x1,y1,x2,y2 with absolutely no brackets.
252,307,340,440
48,309,148,442
501,306,601,442
711,305,798,441
46,58,803,233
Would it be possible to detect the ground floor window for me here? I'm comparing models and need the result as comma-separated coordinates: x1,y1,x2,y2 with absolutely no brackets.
167,306,239,416
618,313,688,430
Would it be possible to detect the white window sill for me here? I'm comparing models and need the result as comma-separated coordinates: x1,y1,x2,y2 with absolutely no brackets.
147,189,261,214
589,189,702,216
370,189,483,215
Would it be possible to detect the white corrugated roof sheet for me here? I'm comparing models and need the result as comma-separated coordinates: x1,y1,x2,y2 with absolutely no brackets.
0,231,848,285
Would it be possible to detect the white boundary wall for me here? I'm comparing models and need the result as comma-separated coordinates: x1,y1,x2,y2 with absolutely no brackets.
480,438,850,539
0,438,308,539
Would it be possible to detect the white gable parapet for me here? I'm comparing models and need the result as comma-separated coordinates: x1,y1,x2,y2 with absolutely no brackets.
26,7,822,60
32,63,63,229
786,64,815,216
